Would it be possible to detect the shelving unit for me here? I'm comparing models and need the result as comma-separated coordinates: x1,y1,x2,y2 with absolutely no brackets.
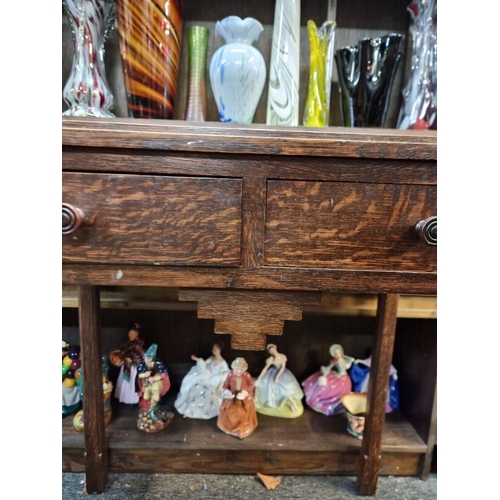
62,0,437,496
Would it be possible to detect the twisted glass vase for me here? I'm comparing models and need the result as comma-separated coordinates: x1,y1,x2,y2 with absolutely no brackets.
62,0,116,118
302,20,336,127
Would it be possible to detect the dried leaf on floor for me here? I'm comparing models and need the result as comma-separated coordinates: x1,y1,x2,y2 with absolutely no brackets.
189,485,196,491
125,483,131,488
256,473,282,490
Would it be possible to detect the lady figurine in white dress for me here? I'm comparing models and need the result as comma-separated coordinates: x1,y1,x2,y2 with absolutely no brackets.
174,341,229,419
254,343,304,418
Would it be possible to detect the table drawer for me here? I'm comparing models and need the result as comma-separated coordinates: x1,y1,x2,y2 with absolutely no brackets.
264,180,436,272
62,173,242,266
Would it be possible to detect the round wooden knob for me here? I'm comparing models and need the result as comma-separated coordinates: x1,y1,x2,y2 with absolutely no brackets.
415,216,437,245
62,203,85,235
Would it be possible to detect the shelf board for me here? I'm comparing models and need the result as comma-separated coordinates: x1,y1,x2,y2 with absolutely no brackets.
62,286,436,319
63,403,427,476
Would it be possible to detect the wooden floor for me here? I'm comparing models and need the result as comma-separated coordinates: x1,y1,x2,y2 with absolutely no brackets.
63,403,427,476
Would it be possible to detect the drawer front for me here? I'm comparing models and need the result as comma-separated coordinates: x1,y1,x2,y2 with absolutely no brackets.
264,180,437,272
63,173,242,266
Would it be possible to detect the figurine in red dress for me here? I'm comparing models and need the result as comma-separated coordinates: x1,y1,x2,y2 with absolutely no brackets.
217,357,258,439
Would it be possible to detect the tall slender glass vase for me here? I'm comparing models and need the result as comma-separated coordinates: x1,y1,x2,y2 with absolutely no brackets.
397,0,437,130
266,0,301,126
335,34,403,128
62,0,116,118
303,20,336,127
209,16,266,124
183,26,209,122
116,0,183,119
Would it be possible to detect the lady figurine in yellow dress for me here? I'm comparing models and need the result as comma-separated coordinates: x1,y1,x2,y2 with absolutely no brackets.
217,357,258,439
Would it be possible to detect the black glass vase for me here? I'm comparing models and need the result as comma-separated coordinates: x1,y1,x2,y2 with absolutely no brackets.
335,33,403,128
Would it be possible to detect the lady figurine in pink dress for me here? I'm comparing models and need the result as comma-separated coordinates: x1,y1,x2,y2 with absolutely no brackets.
302,343,354,416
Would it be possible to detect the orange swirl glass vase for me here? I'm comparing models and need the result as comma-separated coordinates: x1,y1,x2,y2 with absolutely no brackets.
116,0,183,119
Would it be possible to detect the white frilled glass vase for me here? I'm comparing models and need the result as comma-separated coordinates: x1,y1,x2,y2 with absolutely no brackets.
209,16,266,124
266,0,301,126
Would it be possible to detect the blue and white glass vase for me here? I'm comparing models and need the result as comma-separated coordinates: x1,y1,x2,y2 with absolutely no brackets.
209,16,266,124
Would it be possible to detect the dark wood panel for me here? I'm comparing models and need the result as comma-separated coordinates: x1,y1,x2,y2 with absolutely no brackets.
62,173,242,266
63,404,426,475
62,118,437,160
62,150,437,185
62,264,437,295
265,181,437,272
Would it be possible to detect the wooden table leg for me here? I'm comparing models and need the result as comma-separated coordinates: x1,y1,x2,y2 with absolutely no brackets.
78,285,107,493
357,293,399,495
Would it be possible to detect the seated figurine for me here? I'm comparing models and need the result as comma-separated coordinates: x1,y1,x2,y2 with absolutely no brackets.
174,341,229,419
254,344,304,418
136,343,173,433
217,357,258,439
302,343,354,416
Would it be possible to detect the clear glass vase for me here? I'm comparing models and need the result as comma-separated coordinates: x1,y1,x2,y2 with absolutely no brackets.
397,0,437,130
62,0,116,118
302,20,336,127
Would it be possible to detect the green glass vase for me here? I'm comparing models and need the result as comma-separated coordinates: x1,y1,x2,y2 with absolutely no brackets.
184,26,209,121
303,20,336,127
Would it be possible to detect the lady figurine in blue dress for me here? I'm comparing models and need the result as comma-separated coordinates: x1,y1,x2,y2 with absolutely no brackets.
254,344,304,418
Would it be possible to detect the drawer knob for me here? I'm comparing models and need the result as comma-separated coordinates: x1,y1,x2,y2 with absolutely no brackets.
415,216,437,245
62,203,85,235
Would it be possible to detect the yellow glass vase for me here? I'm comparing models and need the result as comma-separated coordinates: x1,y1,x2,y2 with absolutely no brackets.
303,20,336,127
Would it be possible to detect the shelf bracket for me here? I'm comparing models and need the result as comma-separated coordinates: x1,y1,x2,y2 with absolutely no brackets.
178,289,322,350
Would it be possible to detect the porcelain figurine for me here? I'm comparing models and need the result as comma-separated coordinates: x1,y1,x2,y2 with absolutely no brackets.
341,392,367,440
254,344,304,418
217,357,258,439
349,356,400,413
110,322,147,404
136,343,173,433
302,343,354,416
174,341,229,419
62,340,82,416
73,356,113,432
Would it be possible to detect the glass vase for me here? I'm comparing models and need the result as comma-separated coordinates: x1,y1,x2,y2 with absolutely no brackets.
116,0,183,119
209,16,267,124
62,0,116,118
397,0,437,130
266,0,301,126
302,20,336,127
335,34,403,128
183,26,209,122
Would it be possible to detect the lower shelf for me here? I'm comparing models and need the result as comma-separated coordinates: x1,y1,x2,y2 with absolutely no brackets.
62,404,427,476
